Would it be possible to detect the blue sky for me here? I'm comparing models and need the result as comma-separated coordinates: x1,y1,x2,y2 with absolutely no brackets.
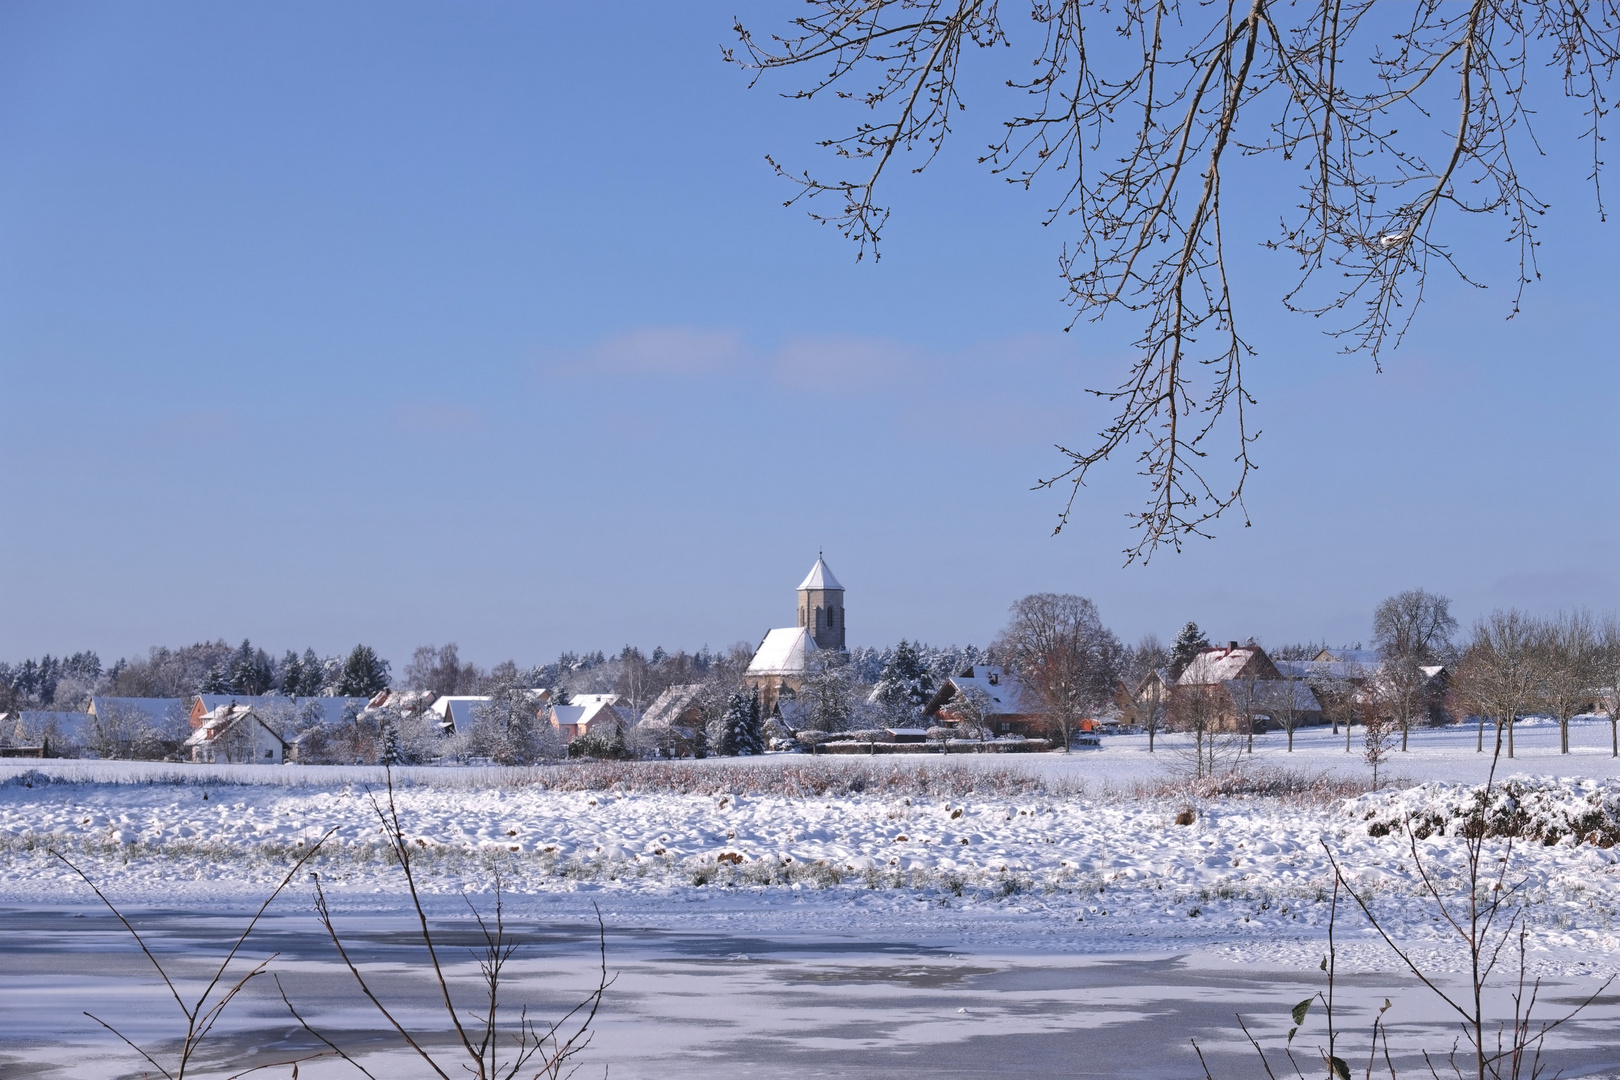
2,2,1615,670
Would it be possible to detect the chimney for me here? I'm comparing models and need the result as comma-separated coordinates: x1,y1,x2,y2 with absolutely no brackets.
1228,641,1239,651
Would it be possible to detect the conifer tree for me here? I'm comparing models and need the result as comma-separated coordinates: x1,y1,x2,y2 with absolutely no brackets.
718,689,753,756
200,665,231,694
1167,623,1210,679
380,715,403,766
873,640,933,724
740,687,764,755
336,645,391,697
279,650,304,696
298,649,326,696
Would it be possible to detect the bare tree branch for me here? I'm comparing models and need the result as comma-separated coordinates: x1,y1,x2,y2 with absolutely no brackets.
732,1,1620,561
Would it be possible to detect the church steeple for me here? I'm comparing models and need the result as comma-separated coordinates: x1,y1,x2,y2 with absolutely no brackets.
797,555,845,651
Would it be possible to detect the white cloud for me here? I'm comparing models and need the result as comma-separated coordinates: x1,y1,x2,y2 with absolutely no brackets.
583,325,748,374
771,335,922,392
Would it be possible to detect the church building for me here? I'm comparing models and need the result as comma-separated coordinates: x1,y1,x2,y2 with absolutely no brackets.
744,556,845,716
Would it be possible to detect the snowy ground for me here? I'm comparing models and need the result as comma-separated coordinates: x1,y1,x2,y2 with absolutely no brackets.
4,720,1620,1078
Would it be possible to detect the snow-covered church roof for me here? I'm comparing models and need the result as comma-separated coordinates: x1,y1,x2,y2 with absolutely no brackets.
797,557,843,591
747,627,819,676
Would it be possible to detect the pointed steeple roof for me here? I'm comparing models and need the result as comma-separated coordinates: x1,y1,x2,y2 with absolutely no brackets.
797,556,843,591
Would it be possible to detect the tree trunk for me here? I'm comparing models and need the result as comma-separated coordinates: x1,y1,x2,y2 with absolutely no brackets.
1347,716,1353,753
1400,716,1409,752
1507,714,1515,758
1147,724,1155,752
1613,716,1618,758
1477,714,1485,753
1560,716,1569,755
1286,727,1294,752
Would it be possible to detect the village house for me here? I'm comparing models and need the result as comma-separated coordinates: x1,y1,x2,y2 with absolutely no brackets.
923,665,1046,738
1172,642,1324,731
183,704,291,764
551,693,630,741
638,683,706,756
189,694,373,730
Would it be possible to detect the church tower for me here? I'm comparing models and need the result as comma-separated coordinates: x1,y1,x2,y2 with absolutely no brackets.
797,555,845,651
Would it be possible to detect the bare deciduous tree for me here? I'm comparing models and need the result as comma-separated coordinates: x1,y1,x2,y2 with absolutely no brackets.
403,643,483,698
1453,609,1540,759
731,5,1620,559
1535,608,1603,755
1361,700,1396,789
995,593,1123,751
1264,675,1308,752
1373,588,1459,751
1602,617,1620,758
1372,589,1459,662
1168,682,1237,779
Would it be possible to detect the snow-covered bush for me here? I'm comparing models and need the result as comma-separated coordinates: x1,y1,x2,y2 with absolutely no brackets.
1355,778,1620,847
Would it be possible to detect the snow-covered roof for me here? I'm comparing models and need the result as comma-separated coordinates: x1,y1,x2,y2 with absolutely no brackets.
15,711,91,744
1274,659,1374,682
551,695,626,734
1314,648,1383,665
444,698,485,733
1178,646,1272,685
642,684,704,728
928,665,1032,717
428,695,491,718
797,557,843,592
747,627,819,676
1223,679,1322,714
89,697,186,723
196,695,370,727
184,705,285,748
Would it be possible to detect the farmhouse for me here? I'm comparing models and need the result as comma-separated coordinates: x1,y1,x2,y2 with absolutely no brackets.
638,683,705,756
184,704,291,764
923,665,1046,737
1172,642,1323,731
551,693,630,741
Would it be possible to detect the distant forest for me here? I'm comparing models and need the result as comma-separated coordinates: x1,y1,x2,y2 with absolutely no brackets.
0,638,999,716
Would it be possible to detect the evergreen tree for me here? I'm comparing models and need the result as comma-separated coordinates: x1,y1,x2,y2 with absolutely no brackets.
279,650,304,696
228,639,275,695
873,639,934,723
717,689,753,756
299,648,326,696
336,644,391,697
380,715,403,766
1167,622,1210,679
200,664,232,694
739,687,764,755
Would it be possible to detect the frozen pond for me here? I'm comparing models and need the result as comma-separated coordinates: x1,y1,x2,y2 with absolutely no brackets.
4,896,1620,1079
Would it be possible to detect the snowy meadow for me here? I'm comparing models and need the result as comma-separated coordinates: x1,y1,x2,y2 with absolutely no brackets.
4,722,1620,1078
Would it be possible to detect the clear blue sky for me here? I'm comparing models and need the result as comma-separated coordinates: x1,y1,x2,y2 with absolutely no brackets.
2,2,1615,670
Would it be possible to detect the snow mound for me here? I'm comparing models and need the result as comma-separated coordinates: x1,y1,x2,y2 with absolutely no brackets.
1351,778,1620,848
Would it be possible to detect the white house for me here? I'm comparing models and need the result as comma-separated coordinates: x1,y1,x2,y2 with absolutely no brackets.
551,694,629,741
184,705,290,764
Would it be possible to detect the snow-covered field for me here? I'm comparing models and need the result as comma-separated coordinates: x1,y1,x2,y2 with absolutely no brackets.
4,720,1620,1078
4,721,1620,970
